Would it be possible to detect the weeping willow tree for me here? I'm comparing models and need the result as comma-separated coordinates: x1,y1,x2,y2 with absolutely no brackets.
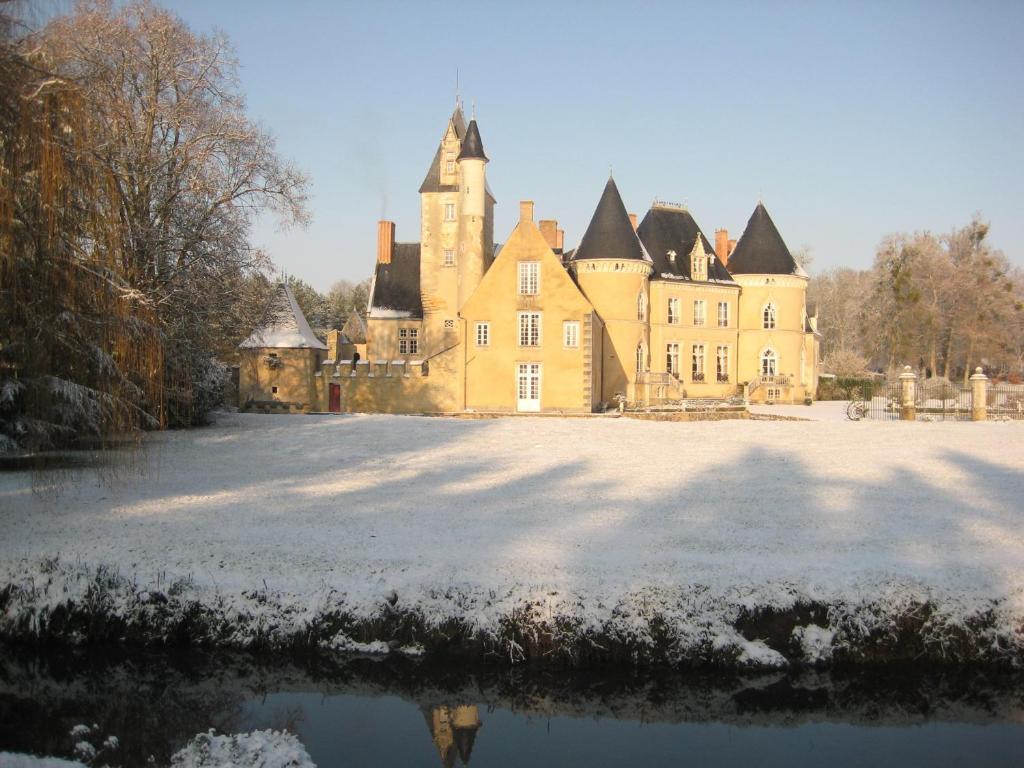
0,1,309,453
0,11,164,453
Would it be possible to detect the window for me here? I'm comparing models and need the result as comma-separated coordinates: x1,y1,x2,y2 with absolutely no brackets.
399,328,418,355
445,151,455,174
693,300,706,327
636,343,646,375
761,348,777,376
666,343,679,376
692,344,705,382
717,301,729,327
443,249,455,266
563,321,579,349
667,297,680,325
637,292,646,321
763,303,777,329
443,319,454,330
518,312,541,346
475,322,490,347
716,346,730,382
444,203,456,221
271,386,278,394
518,262,539,295
692,250,707,281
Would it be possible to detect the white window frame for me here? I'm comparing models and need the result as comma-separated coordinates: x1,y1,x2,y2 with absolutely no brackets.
716,345,730,382
692,251,707,281
763,303,777,330
761,348,778,376
518,311,541,347
445,151,455,174
443,248,455,267
693,300,706,327
563,321,579,349
692,343,705,382
667,297,680,325
475,322,489,347
444,202,456,221
717,301,729,327
518,262,540,295
666,343,679,376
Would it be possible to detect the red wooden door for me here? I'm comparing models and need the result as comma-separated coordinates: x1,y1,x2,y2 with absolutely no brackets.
329,383,341,412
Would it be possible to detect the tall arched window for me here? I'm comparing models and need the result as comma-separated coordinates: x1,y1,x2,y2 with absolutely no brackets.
761,348,777,377
763,303,777,329
636,343,646,375
637,292,646,321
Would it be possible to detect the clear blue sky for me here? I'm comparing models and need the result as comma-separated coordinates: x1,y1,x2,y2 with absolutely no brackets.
160,0,1023,290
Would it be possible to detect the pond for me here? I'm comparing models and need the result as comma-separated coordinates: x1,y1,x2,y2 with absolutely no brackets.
1,646,1022,767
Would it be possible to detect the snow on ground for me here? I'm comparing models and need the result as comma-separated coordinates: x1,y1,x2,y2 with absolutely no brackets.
1,412,1023,663
170,730,314,768
748,400,851,421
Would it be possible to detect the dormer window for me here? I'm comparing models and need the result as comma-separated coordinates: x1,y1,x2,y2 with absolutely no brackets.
445,152,455,174
691,250,707,281
667,250,677,265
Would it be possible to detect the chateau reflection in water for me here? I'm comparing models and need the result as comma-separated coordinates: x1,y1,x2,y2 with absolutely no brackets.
423,705,482,767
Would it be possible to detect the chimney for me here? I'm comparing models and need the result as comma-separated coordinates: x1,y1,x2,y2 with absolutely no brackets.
538,219,558,249
519,200,534,224
628,213,638,231
556,229,564,250
715,228,729,265
377,220,395,264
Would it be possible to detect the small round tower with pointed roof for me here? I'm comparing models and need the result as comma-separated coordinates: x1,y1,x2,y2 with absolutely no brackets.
728,202,818,402
570,177,653,405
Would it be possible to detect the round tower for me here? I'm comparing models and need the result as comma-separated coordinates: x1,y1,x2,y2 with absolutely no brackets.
456,118,488,311
571,177,653,405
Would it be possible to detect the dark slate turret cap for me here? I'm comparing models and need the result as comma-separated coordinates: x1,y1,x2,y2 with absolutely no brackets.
726,202,800,275
571,177,648,262
457,119,488,162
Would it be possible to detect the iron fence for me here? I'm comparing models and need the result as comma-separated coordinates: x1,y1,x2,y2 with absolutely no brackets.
989,383,1024,420
915,379,972,421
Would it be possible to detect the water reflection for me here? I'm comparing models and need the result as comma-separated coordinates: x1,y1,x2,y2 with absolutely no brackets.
2,645,1022,767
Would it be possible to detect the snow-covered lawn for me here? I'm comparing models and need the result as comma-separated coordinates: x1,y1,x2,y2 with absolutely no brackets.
2,412,1022,665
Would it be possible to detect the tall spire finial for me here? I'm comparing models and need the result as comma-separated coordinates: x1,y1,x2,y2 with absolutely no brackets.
609,165,613,179
455,68,461,110
472,99,476,119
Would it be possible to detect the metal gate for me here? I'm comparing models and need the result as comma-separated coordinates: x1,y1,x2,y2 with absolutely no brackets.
989,383,1024,420
915,378,972,421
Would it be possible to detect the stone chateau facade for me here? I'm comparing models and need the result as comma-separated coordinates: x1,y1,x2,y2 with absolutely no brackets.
239,106,820,413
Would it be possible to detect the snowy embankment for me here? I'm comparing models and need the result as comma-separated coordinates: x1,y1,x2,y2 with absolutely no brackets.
1,411,1022,668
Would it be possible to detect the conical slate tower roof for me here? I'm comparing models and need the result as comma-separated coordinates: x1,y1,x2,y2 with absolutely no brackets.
726,202,800,275
239,284,327,350
571,177,650,262
419,106,467,193
457,119,487,161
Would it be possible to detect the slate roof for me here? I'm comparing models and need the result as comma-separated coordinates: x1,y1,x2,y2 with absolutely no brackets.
239,284,327,350
368,243,423,318
637,205,734,283
726,202,801,275
457,119,487,161
418,107,467,194
571,177,651,263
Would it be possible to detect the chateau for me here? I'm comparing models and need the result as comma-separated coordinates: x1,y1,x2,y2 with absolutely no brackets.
239,106,820,413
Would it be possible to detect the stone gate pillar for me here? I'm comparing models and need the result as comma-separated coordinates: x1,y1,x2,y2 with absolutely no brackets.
899,365,917,421
970,367,988,421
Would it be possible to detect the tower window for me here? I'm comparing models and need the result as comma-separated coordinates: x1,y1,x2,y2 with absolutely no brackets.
636,343,646,375
637,292,646,321
763,303,777,329
443,249,455,266
444,203,456,221
518,262,539,295
761,348,777,376
445,152,455,174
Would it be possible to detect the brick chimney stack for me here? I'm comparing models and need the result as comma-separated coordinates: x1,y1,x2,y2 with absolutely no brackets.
519,200,534,223
556,229,564,250
539,219,559,249
628,213,638,231
715,228,729,265
377,220,395,264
